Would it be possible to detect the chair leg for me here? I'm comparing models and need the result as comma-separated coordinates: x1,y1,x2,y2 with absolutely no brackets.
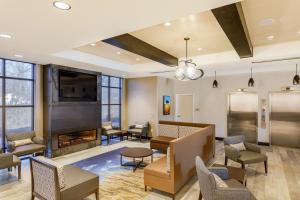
199,191,202,200
241,163,245,169
145,185,147,191
224,156,228,166
95,189,99,200
107,135,110,145
264,160,268,174
31,194,35,200
18,165,21,180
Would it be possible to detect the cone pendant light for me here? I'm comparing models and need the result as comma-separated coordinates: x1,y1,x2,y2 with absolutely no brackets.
293,64,299,85
212,71,218,88
248,68,255,87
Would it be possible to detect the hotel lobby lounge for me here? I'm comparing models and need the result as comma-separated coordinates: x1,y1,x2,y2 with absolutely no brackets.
0,0,300,200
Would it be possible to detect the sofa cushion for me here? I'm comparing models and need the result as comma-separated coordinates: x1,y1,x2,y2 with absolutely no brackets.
13,143,46,156
14,138,33,147
103,124,113,130
158,124,178,138
178,126,202,138
151,136,174,144
135,124,143,129
128,128,142,134
61,165,99,200
238,151,267,164
6,131,35,142
144,156,170,179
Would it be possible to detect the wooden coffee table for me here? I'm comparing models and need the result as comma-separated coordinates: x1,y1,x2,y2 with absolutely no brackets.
120,147,153,172
212,164,247,186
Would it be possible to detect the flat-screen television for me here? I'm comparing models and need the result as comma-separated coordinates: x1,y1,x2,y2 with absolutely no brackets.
58,70,97,102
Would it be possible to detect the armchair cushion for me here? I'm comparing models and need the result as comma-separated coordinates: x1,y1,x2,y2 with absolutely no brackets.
104,129,121,135
32,137,44,145
14,138,33,147
103,124,113,130
13,143,46,157
135,124,143,129
128,128,142,134
225,145,240,161
245,142,261,153
208,167,229,180
212,173,228,188
238,151,267,164
230,142,246,151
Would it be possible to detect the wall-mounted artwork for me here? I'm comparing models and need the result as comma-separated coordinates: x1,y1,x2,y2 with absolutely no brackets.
163,95,171,115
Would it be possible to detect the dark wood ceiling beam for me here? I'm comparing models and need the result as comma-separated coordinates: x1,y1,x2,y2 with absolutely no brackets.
212,2,253,58
102,34,178,67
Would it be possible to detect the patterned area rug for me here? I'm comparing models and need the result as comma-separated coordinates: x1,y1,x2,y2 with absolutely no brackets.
72,147,163,200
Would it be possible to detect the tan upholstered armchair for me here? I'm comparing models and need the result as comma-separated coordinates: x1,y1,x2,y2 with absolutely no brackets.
30,157,99,200
224,135,268,173
0,149,21,179
101,121,122,144
195,156,255,200
6,131,46,157
128,122,149,141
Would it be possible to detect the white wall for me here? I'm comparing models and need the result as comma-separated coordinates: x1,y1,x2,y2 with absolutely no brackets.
174,71,300,143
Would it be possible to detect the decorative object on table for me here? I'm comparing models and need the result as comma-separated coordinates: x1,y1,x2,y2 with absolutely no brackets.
248,67,255,87
175,37,204,81
293,64,299,85
224,135,268,174
261,99,267,129
120,147,153,172
163,95,171,115
212,71,219,88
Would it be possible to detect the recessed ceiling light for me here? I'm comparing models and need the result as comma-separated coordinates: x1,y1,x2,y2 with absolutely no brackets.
90,43,96,46
136,58,140,61
267,35,274,40
14,54,23,58
298,31,300,35
197,47,203,51
260,18,274,26
164,22,171,27
53,1,71,10
0,33,12,39
116,51,121,55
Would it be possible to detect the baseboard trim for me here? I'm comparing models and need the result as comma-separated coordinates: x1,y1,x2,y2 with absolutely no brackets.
215,137,224,141
258,142,270,146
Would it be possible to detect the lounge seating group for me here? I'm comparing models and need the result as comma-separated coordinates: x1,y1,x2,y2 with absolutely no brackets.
144,121,215,198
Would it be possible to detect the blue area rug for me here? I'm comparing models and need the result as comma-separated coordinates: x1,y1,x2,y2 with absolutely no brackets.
72,147,128,181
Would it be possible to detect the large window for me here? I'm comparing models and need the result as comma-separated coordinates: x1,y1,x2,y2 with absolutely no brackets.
101,75,122,128
0,59,34,150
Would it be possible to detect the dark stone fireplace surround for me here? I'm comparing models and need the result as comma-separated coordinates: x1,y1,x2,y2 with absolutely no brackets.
43,64,102,157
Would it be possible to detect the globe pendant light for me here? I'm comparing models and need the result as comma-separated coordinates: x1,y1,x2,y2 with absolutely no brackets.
248,68,255,87
212,71,218,88
175,37,204,81
293,64,299,85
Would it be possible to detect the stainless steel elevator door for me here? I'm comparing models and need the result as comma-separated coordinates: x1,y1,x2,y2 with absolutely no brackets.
270,92,300,148
228,92,258,143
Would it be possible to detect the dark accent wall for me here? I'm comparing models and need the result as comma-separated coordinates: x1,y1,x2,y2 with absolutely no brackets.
43,64,102,157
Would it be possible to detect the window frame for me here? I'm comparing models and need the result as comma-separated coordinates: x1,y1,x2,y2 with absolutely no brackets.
101,75,122,128
0,58,35,150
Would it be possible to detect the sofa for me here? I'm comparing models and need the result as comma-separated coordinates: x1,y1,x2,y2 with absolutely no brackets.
0,149,21,179
144,122,215,198
6,131,46,157
30,157,99,200
127,122,149,141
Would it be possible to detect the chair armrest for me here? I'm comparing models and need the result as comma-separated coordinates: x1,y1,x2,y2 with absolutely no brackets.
225,145,240,161
32,137,44,145
215,187,252,200
0,153,13,168
208,167,229,180
6,141,15,153
244,142,261,153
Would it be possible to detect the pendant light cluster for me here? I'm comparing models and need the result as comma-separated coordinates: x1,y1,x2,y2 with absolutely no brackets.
175,37,204,81
293,64,299,85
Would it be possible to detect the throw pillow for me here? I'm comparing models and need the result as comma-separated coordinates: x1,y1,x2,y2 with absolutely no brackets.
212,173,228,188
14,138,33,147
103,125,113,130
135,124,143,129
230,142,246,151
36,156,66,189
166,147,171,172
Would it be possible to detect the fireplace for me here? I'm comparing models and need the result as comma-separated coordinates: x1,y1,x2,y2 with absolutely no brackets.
58,129,97,148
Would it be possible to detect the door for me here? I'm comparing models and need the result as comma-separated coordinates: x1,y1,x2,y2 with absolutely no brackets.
175,94,194,122
270,92,300,148
227,92,258,143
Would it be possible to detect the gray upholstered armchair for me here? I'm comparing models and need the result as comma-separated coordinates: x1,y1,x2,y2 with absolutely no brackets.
224,135,268,173
195,156,255,200
6,131,46,157
0,149,21,179
127,122,150,141
101,121,122,144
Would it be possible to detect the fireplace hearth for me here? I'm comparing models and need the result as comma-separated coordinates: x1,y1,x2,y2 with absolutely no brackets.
58,130,97,148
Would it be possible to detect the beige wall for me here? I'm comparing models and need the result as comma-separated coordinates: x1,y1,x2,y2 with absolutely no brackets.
125,77,158,137
174,71,300,142
34,65,43,137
